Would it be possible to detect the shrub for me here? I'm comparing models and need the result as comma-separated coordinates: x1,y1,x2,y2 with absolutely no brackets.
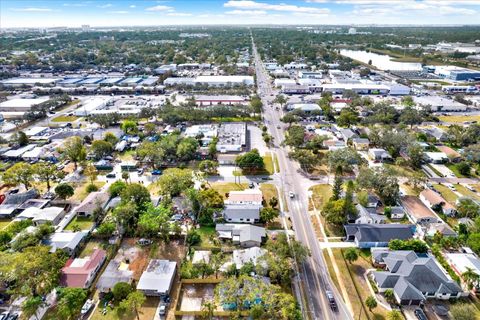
86,183,98,193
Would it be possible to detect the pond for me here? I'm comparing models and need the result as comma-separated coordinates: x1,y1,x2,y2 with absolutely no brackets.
340,49,423,71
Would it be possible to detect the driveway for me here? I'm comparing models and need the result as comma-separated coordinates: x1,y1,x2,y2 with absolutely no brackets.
248,124,268,155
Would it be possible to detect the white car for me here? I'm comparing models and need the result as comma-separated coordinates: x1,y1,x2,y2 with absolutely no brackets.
81,299,94,315
289,191,295,198
159,305,166,316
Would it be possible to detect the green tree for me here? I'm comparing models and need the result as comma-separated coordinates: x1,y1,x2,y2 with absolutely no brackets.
260,207,280,224
198,160,219,175
22,296,43,320
462,267,480,290
121,120,138,135
457,198,480,219
288,149,319,172
336,108,359,127
365,296,378,312
121,183,151,212
33,162,64,191
103,132,119,145
387,310,403,320
117,291,146,320
136,141,165,169
273,94,288,109
63,136,86,170
384,289,395,304
406,144,424,168
54,183,74,199
357,167,400,206
16,131,30,146
112,282,133,302
249,96,263,115
83,164,98,185
344,248,358,264
457,162,471,176
322,199,348,226
281,113,298,127
90,140,113,160
235,149,265,173
285,126,305,147
109,180,127,197
137,204,171,240
327,148,361,174
177,137,199,161
332,175,343,201
186,229,201,246
201,300,217,320
388,239,428,253
2,162,34,189
56,288,87,320
156,168,193,197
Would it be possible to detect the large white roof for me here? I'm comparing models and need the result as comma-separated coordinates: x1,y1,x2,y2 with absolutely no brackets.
0,97,49,108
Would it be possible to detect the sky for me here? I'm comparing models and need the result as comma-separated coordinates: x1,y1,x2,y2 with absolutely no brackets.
1,0,480,29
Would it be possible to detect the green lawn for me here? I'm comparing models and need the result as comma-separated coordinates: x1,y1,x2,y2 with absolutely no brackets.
196,226,217,248
433,184,459,204
439,115,480,124
456,184,480,201
71,180,107,201
308,184,332,211
384,164,424,178
260,183,278,206
118,150,136,161
0,219,12,230
446,163,477,179
79,239,109,258
51,115,79,122
210,182,247,199
65,216,95,231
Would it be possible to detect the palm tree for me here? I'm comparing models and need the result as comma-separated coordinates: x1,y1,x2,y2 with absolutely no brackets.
384,288,395,304
387,310,404,320
344,248,359,264
365,296,378,313
462,267,480,290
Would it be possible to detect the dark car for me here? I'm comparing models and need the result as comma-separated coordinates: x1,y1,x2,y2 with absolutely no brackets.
152,169,162,175
414,308,427,320
106,173,116,179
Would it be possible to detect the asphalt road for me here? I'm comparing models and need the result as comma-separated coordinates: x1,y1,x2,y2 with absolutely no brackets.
251,38,351,320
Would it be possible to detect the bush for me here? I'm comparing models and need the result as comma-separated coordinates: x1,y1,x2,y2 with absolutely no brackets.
86,183,98,193
108,180,127,198
112,282,133,302
186,230,201,246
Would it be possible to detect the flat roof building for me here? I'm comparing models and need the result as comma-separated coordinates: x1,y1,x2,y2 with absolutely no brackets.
137,260,176,296
216,122,247,153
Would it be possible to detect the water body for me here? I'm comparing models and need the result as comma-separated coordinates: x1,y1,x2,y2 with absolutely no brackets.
340,49,423,71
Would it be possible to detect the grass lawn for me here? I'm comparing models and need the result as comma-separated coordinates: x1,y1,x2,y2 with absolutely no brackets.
260,183,278,206
332,248,390,320
323,249,340,291
71,180,106,201
90,296,159,320
274,153,280,173
118,150,136,162
263,153,275,175
79,239,109,258
308,184,332,211
433,184,459,204
400,183,422,196
65,216,95,231
456,184,480,201
446,163,478,179
51,115,79,122
0,219,12,230
210,182,247,199
439,115,480,124
384,164,424,178
196,226,217,248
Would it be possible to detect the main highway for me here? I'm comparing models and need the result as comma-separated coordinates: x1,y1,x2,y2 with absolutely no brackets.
252,38,352,320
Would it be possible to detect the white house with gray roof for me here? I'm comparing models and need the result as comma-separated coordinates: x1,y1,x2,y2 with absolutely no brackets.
371,250,465,305
216,224,266,247
223,204,262,223
137,260,176,297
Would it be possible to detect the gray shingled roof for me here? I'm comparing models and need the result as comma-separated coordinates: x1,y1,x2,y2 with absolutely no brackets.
344,224,414,243
223,204,261,221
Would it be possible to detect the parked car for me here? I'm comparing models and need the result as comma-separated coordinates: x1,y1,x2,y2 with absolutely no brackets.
81,299,94,315
137,238,153,246
414,308,427,320
289,191,295,198
152,169,162,175
159,305,166,316
106,173,116,179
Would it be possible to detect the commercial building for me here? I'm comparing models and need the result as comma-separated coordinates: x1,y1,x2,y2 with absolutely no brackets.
0,77,60,87
414,96,468,112
434,66,480,81
0,97,49,119
194,95,249,106
287,103,321,113
216,122,247,153
74,97,113,116
164,75,254,87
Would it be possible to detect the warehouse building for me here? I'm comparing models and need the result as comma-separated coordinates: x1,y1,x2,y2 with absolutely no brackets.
434,66,480,81
0,97,50,119
164,75,253,87
1,78,60,87
216,122,247,153
75,97,113,116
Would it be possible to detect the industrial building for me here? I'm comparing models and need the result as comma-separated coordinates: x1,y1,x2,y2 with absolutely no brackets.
194,95,249,106
0,78,60,87
433,66,480,81
164,75,254,87
216,122,247,153
75,97,113,116
0,97,50,119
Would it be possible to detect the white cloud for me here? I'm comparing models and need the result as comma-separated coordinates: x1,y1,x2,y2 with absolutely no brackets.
12,7,53,12
438,6,476,15
108,10,129,14
129,5,136,8
226,9,268,15
145,5,174,12
167,12,193,16
224,0,330,14
97,4,113,8
63,3,88,7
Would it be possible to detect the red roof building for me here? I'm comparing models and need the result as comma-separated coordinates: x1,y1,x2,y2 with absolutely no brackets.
61,248,106,288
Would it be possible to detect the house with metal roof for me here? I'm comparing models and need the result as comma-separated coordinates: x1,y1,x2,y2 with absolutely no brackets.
137,260,176,297
223,204,262,224
216,224,266,248
96,259,134,293
344,224,415,248
44,231,87,256
371,250,465,305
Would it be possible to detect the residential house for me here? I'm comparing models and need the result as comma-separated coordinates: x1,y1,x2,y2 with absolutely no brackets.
424,127,448,142
232,247,267,269
420,189,457,217
216,224,266,248
372,250,465,305
366,194,381,208
424,152,449,164
352,138,370,150
389,206,406,220
401,196,441,224
339,128,358,142
31,206,66,226
137,260,176,296
75,191,110,217
354,204,387,224
225,189,263,206
445,252,480,290
368,148,392,162
60,249,106,288
44,231,87,256
437,145,462,162
344,224,415,248
223,204,262,223
0,189,38,218
96,259,134,293
426,223,457,238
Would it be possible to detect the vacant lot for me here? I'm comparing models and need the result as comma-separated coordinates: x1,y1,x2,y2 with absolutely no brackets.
71,180,106,201
439,115,480,124
51,115,78,122
308,184,332,211
260,183,278,205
